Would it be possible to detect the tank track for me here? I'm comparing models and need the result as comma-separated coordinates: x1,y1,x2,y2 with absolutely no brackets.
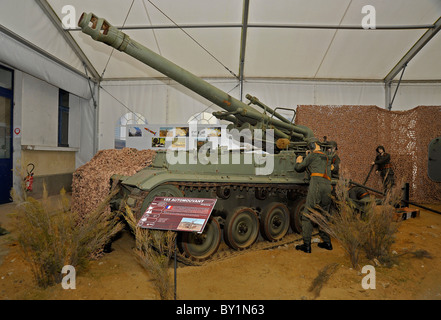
170,181,307,194
121,181,308,266
174,232,313,266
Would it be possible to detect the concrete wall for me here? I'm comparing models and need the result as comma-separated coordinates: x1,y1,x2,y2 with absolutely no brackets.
13,72,82,198
21,73,58,146
20,149,75,198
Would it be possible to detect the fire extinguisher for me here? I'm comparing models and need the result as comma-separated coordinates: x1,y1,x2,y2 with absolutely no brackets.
24,163,35,192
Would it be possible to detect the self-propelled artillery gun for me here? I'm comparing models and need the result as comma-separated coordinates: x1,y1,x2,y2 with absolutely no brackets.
78,12,331,261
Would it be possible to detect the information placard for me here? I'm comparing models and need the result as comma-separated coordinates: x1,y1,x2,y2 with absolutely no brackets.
137,197,217,233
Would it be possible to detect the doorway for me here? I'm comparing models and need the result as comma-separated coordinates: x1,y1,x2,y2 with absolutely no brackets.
0,66,13,204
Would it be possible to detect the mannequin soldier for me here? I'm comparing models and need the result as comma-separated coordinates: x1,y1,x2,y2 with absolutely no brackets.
294,137,333,253
327,141,340,179
371,145,395,193
348,185,371,216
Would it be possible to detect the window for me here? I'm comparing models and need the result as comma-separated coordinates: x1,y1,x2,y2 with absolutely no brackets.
58,89,69,147
188,112,220,125
115,112,147,149
0,66,12,90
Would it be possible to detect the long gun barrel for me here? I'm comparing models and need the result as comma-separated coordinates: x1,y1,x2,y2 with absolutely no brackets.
78,12,314,142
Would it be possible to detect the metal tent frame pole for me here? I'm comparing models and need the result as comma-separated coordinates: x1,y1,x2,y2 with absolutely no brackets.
36,0,100,81
384,16,441,109
238,0,250,102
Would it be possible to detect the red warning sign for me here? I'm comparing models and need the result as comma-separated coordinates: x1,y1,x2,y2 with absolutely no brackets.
137,197,217,233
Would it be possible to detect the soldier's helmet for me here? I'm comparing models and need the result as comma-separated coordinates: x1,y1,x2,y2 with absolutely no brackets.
306,137,320,150
329,141,338,150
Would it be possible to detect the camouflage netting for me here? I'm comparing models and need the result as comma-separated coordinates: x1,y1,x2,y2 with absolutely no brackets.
295,105,441,204
72,148,156,218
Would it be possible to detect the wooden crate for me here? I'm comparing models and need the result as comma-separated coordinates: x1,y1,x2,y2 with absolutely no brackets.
395,207,420,221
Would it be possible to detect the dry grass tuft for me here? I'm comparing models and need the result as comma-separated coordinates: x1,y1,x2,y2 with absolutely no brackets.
361,189,401,264
305,177,402,269
123,205,176,300
10,184,124,288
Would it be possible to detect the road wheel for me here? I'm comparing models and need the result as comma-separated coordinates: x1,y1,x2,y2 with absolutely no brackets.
290,197,306,234
179,218,221,261
224,207,259,250
260,202,289,241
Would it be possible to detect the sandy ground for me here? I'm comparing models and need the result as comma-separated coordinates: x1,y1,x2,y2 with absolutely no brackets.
0,198,440,301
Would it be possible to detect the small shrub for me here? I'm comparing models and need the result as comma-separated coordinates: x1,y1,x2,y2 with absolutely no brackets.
362,189,401,264
305,177,402,269
305,179,368,268
11,184,123,288
124,205,176,300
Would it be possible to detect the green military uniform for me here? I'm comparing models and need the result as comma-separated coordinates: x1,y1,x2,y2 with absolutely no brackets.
374,145,395,193
294,138,333,253
328,141,340,179
348,185,371,214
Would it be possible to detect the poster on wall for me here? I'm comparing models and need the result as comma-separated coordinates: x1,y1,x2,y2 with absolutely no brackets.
125,124,225,151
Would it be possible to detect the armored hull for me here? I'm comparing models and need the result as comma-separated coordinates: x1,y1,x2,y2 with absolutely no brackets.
112,149,309,260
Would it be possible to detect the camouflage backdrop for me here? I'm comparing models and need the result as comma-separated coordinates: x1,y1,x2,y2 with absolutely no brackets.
295,105,441,203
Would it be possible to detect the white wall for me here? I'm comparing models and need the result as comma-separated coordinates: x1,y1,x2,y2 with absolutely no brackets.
99,79,238,149
18,73,89,150
74,95,96,167
12,70,23,194
389,83,441,108
21,73,59,147
68,94,82,150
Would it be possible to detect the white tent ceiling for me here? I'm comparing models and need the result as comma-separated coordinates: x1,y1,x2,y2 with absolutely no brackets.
1,0,441,83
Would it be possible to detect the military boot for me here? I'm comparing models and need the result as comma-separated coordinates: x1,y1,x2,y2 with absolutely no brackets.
0,226,9,236
317,242,333,250
295,242,311,253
